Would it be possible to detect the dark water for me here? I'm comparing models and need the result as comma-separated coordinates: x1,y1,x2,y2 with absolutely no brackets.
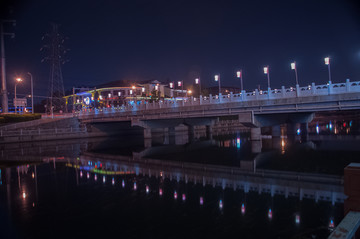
1,132,359,239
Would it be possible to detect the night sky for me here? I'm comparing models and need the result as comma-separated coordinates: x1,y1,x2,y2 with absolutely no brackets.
1,0,360,100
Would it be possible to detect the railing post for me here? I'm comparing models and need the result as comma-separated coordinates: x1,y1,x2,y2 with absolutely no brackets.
229,92,233,102
191,96,194,105
328,81,332,95
199,95,203,105
267,87,271,99
346,78,350,92
311,83,316,95
255,89,259,100
209,94,213,103
281,86,285,98
241,90,246,101
219,93,222,103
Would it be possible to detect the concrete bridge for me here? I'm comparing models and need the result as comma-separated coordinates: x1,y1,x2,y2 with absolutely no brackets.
76,80,360,143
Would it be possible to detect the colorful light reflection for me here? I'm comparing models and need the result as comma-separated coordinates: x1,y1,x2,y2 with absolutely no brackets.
200,196,204,205
241,203,245,215
268,209,273,219
219,200,223,209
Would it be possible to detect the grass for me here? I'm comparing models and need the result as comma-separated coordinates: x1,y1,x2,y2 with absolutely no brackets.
0,113,41,123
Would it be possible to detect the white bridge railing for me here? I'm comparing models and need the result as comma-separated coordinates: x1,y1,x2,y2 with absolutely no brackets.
78,79,360,116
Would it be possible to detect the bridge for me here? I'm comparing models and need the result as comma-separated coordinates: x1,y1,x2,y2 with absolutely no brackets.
76,80,360,142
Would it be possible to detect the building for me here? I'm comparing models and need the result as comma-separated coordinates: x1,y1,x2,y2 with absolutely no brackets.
64,80,188,112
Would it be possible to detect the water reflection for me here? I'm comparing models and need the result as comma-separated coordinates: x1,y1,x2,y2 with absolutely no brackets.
1,133,357,238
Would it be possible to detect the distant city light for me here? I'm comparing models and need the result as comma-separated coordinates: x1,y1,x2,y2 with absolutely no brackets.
219,199,223,209
195,78,199,84
134,182,137,190
132,85,136,89
316,125,320,134
118,92,121,96
169,82,174,88
112,177,115,185
142,87,145,92
214,75,219,82
264,66,269,74
32,172,35,179
187,90,192,94
108,93,111,98
200,196,204,205
297,128,301,135
329,219,335,229
22,192,26,199
87,172,90,179
16,78,22,82
236,137,241,149
155,85,158,91
178,81,182,87
324,57,330,65
122,179,125,188
146,185,150,194
291,62,296,70
268,209,273,219
241,203,245,215
174,191,178,199
80,171,83,178
159,188,163,196
94,174,97,181
103,176,106,183
295,214,300,224
182,193,186,201
129,90,133,95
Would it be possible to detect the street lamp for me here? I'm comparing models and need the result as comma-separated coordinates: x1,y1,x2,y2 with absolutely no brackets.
178,81,183,100
264,66,270,89
236,70,243,92
27,72,34,113
290,62,299,86
14,77,22,113
214,74,221,95
195,78,201,96
324,57,331,83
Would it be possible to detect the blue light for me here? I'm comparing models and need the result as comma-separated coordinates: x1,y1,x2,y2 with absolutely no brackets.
329,121,333,131
316,125,320,134
296,129,301,135
236,137,241,149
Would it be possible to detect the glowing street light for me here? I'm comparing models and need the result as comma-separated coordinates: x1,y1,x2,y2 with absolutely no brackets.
214,74,221,95
324,57,331,83
14,77,22,113
169,82,174,89
195,78,201,96
263,66,270,89
236,70,243,92
291,62,299,86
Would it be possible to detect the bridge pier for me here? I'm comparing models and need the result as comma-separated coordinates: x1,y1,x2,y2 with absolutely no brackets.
300,122,309,142
251,127,262,153
188,125,195,142
286,123,297,145
272,125,281,149
206,125,213,139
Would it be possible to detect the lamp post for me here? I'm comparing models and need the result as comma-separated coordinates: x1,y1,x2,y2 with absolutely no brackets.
236,70,243,92
27,72,34,113
178,81,183,100
324,57,331,83
264,66,270,89
195,78,201,97
1,20,16,113
214,74,221,95
290,62,299,86
14,77,22,113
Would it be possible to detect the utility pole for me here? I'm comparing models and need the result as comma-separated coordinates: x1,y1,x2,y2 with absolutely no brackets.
1,19,16,113
41,23,68,113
